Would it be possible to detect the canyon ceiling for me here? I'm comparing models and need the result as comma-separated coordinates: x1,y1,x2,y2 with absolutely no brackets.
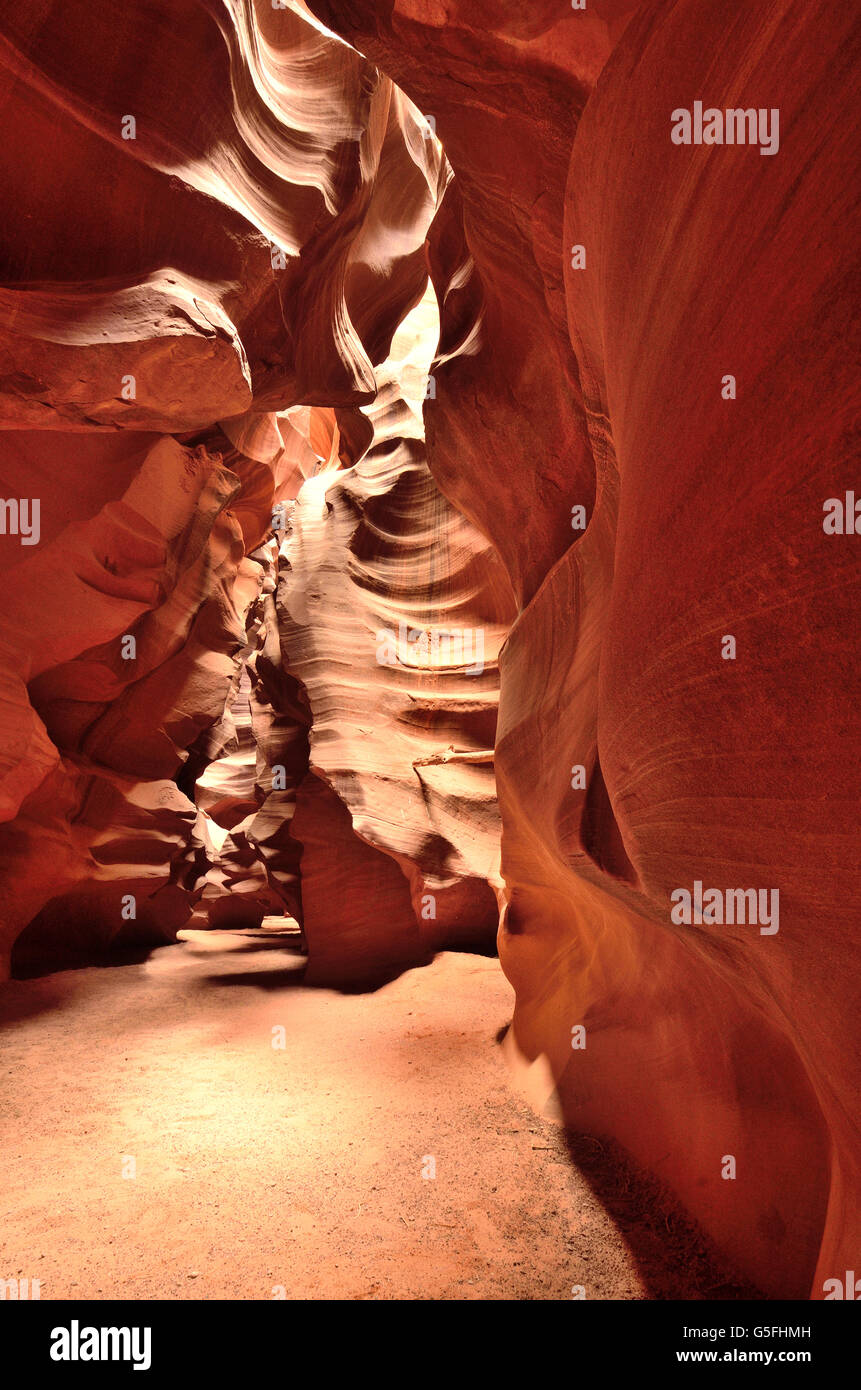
0,0,858,1300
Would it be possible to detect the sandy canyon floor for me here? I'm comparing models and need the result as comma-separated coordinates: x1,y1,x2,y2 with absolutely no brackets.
0,940,755,1301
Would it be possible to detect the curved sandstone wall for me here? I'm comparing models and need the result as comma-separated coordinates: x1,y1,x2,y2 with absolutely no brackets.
0,0,506,974
309,0,860,1298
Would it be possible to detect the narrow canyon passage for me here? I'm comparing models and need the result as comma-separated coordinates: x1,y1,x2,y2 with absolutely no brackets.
0,941,752,1301
0,0,856,1320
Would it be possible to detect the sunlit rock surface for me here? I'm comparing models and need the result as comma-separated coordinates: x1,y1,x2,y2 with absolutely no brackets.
0,0,504,979
309,0,860,1297
279,290,514,982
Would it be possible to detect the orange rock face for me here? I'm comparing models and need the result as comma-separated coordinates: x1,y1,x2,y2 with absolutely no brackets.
310,0,860,1297
0,0,858,1299
0,0,506,976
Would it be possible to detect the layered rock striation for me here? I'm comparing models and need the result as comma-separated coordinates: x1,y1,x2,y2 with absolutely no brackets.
0,0,507,978
311,0,860,1298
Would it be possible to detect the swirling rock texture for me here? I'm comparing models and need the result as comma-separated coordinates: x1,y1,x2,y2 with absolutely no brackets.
309,0,860,1298
0,0,857,1301
280,287,514,982
0,0,505,977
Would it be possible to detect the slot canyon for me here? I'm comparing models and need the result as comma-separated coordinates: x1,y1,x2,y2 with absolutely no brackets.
0,0,858,1310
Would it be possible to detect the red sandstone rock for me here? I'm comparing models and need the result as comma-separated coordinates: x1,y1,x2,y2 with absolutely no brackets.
0,0,857,1302
278,291,514,981
0,0,503,982
309,0,860,1298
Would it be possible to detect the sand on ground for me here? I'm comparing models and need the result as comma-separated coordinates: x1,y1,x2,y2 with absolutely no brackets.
0,940,753,1300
